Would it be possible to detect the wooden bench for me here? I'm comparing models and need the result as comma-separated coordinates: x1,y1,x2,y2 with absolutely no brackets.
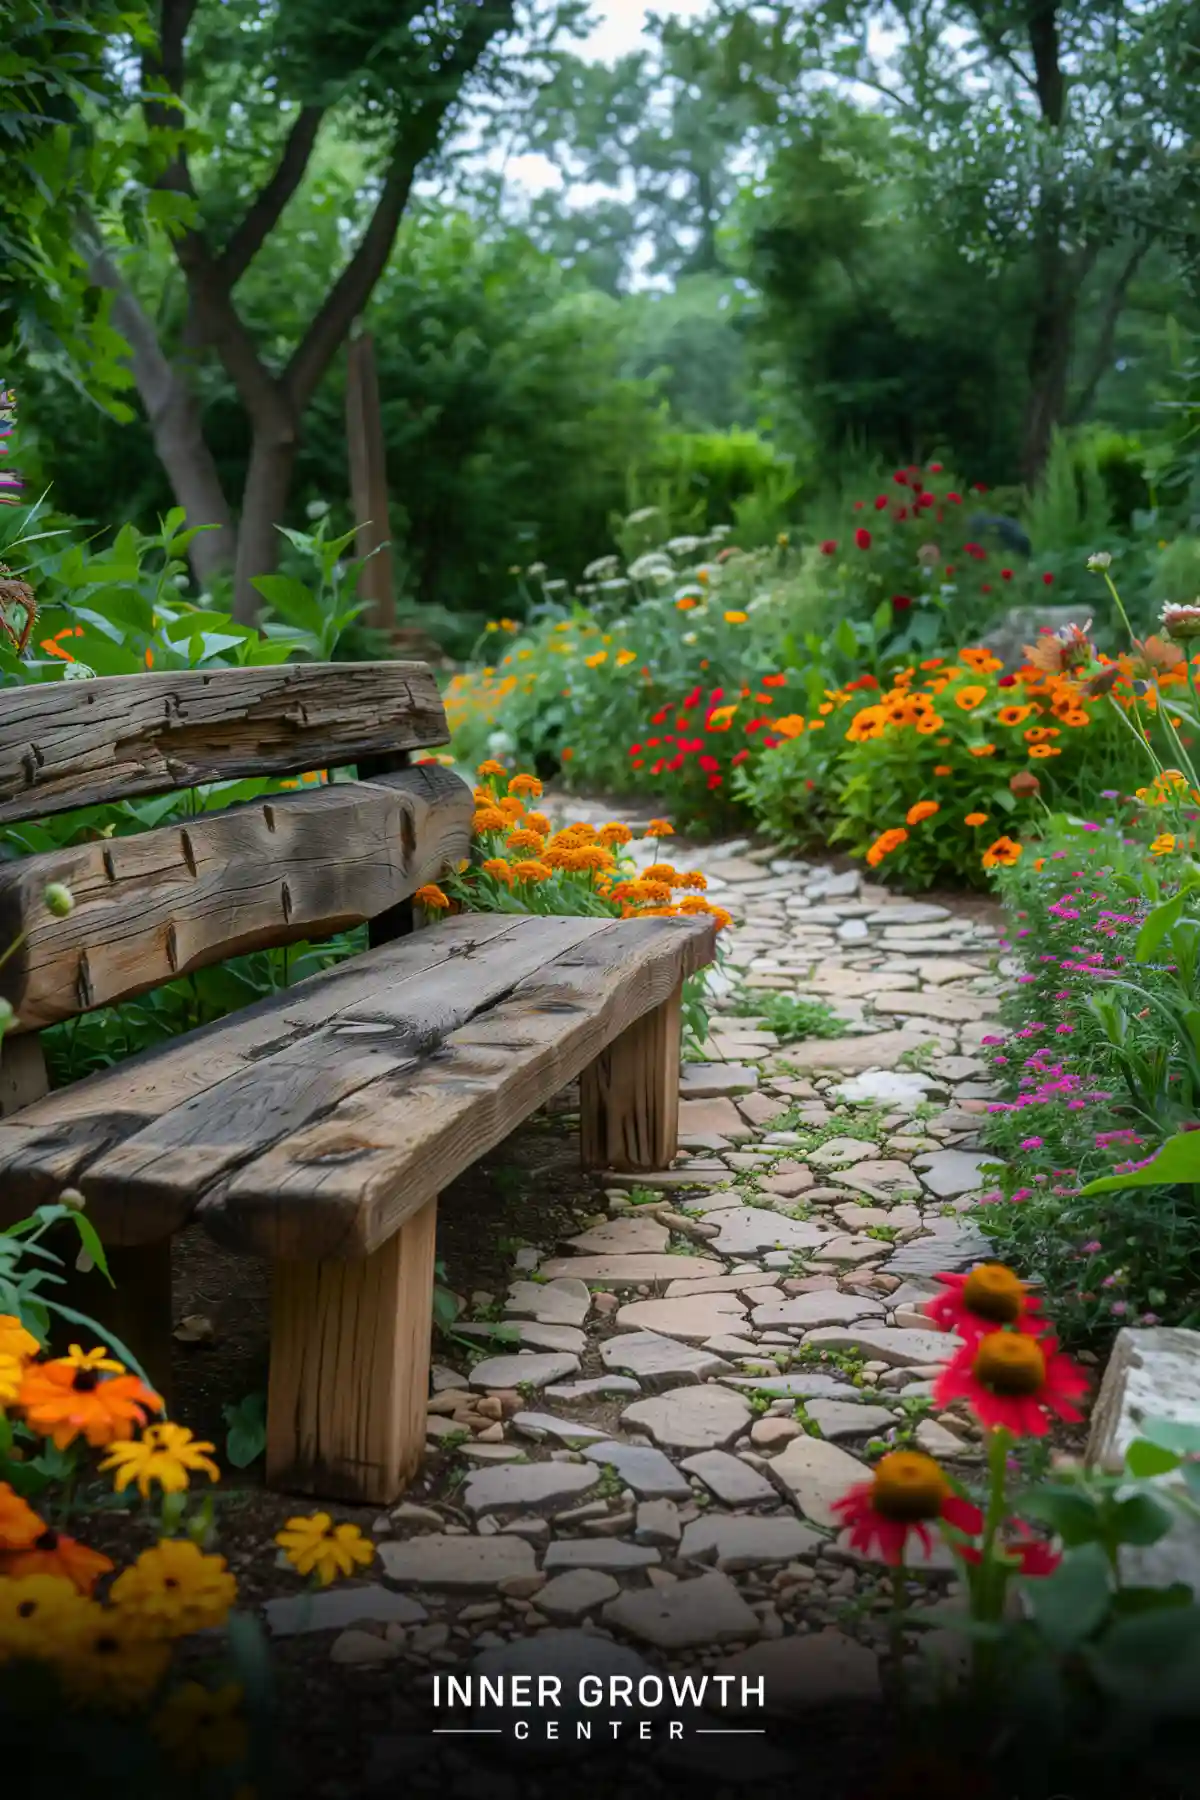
0,664,715,1502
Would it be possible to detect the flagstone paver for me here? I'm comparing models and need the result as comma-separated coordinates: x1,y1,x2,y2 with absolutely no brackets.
364,810,1008,1745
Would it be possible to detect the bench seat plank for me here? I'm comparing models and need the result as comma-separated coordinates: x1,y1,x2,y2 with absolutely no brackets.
0,764,472,1031
0,663,448,824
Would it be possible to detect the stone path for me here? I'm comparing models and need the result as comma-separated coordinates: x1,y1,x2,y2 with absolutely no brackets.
283,808,1007,1788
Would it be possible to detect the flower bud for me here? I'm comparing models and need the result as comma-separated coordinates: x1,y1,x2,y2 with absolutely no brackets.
43,882,75,918
59,1187,86,1211
1160,601,1200,642
1087,552,1112,572
1010,771,1041,798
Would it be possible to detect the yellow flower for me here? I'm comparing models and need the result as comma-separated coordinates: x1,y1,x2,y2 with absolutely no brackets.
724,610,748,624
584,650,607,668
616,649,637,666
414,884,450,911
153,1681,248,1772
0,1314,39,1365
59,1605,172,1711
110,1538,237,1636
1151,833,1178,856
771,714,805,737
100,1422,220,1500
0,1574,90,1664
707,704,737,730
60,1343,126,1375
275,1514,374,1588
0,1353,25,1406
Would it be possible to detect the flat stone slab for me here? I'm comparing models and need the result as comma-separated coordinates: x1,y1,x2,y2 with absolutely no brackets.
679,1097,755,1141
702,1209,834,1256
469,1352,580,1389
680,1063,760,1098
378,1535,537,1590
505,1278,591,1327
622,1384,752,1451
805,1400,898,1440
664,1271,779,1299
582,1440,692,1499
770,1435,869,1527
714,1631,881,1713
809,1137,879,1169
680,1514,824,1571
872,990,991,1023
510,1412,610,1446
542,1540,661,1573
750,1293,885,1330
544,1376,642,1402
603,1571,760,1650
885,1222,990,1275
264,1583,427,1637
912,959,991,985
801,1325,952,1367
832,1070,937,1107
757,1167,815,1200
912,1149,997,1197
835,1159,923,1198
778,1029,941,1073
866,903,950,925
456,1320,586,1355
721,1374,864,1400
539,1256,723,1285
462,1462,599,1517
601,1332,733,1389
536,1569,621,1620
615,1294,747,1341
567,1216,670,1255
679,1449,777,1506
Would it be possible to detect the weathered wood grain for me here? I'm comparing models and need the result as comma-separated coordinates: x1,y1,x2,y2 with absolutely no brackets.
267,1194,437,1502
198,915,715,1261
0,663,448,824
581,980,682,1173
0,763,472,1031
0,1032,49,1116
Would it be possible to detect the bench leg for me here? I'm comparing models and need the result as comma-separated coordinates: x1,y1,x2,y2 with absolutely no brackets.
51,1237,174,1409
580,981,682,1173
266,1194,438,1504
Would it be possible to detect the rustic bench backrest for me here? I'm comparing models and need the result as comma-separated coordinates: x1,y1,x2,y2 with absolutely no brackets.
0,664,472,1043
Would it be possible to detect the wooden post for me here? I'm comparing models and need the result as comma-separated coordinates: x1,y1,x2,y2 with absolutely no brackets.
580,982,682,1172
0,1033,49,1115
266,1194,438,1504
52,1238,175,1408
345,326,396,633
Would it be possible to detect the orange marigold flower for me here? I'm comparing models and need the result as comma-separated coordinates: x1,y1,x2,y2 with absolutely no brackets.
638,879,674,904
18,1357,162,1451
564,844,615,872
498,796,525,819
507,773,543,798
642,863,678,883
955,685,987,711
473,807,509,834
846,706,888,743
676,894,712,914
933,764,953,776
644,820,674,837
3,1528,114,1596
481,857,514,884
511,860,552,883
477,760,507,778
597,822,633,847
865,827,908,869
960,648,1004,674
968,744,997,758
964,812,989,827
906,801,939,826
566,821,598,841
982,836,1023,869
414,884,450,911
677,870,707,890
505,829,546,855
676,596,698,611
525,811,551,834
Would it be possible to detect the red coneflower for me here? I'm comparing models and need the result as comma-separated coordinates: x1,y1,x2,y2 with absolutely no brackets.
957,1520,1061,1579
934,1332,1088,1437
924,1264,1044,1343
831,1451,982,1566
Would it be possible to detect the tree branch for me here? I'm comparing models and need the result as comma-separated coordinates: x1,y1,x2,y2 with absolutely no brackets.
284,0,516,410
1067,237,1152,425
962,2,1039,98
1026,0,1065,126
215,105,325,289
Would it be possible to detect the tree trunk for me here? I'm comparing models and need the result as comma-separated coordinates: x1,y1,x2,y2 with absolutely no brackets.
1020,242,1074,485
233,428,297,624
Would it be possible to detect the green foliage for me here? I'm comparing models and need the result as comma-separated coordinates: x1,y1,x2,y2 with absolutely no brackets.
732,990,848,1043
222,1393,268,1470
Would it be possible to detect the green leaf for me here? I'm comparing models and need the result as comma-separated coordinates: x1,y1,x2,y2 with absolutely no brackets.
1021,1485,1105,1545
1139,1418,1200,1459
223,1391,268,1469
1136,880,1200,962
1110,1491,1176,1546
834,618,857,659
1125,1437,1182,1479
66,1210,113,1285
1079,1129,1200,1194
1026,1541,1112,1650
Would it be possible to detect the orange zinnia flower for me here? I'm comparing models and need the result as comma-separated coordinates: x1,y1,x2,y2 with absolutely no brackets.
2,1528,114,1595
906,801,939,826
997,705,1033,727
960,647,1002,674
981,836,1022,869
1029,744,1060,759
968,744,997,758
933,764,952,776
865,827,908,868
18,1357,162,1451
955,686,987,711
964,812,988,827
0,1481,44,1551
914,715,944,735
847,707,887,742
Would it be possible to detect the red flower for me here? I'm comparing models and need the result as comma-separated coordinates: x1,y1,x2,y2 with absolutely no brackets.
1000,569,1013,582
874,495,888,511
698,754,720,774
946,491,962,504
895,506,908,521
854,500,864,510
998,674,1017,688
820,540,838,555
981,583,992,593
831,1452,982,1567
731,749,750,766
683,686,701,708
964,542,984,560
934,1332,1088,1437
893,471,909,485
707,773,723,790
854,528,871,550
650,706,671,725
916,491,935,509
973,483,988,493
928,462,943,473
629,744,642,757
924,1265,1044,1344
892,594,913,612
1042,572,1055,586
944,565,955,576
958,1522,1061,1579
761,673,787,688
667,753,685,772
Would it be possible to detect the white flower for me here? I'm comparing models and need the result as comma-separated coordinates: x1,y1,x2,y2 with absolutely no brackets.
487,731,514,756
1087,551,1112,571
1161,601,1200,641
